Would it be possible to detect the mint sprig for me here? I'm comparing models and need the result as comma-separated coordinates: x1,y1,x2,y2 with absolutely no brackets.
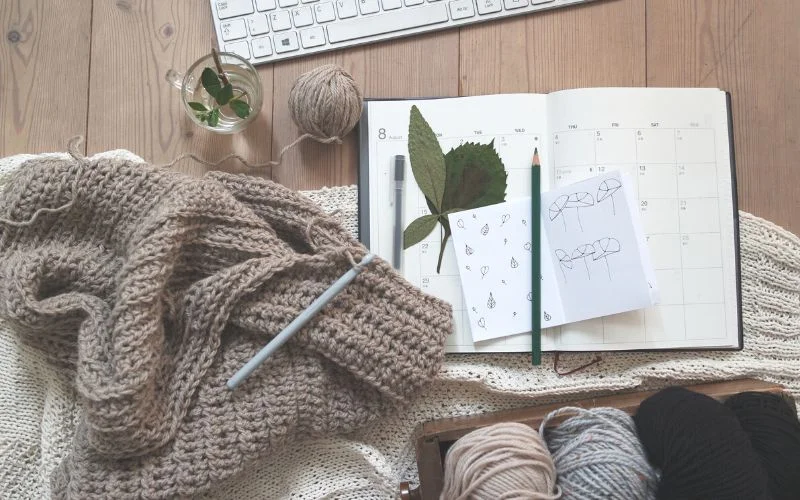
188,67,251,127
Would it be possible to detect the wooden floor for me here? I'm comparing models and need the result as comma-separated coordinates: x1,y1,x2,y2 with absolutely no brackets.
1,0,798,232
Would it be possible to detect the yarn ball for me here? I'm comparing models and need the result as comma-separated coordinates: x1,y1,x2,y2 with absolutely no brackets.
288,64,363,142
725,391,800,500
440,422,560,500
539,407,658,499
634,387,770,500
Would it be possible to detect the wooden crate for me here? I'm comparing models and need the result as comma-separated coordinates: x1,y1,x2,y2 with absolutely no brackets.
399,378,789,500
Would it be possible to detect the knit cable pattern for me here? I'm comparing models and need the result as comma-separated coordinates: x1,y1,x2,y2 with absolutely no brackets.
0,154,451,499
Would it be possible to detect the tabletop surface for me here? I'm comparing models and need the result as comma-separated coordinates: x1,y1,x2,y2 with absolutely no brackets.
1,0,798,233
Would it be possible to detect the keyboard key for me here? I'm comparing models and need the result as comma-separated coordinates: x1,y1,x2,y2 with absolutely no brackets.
476,0,501,14
300,26,326,47
251,36,273,57
314,2,336,22
292,6,314,26
336,0,358,18
225,40,251,59
270,11,292,30
382,0,402,9
274,32,300,53
302,0,319,3
328,3,448,43
358,0,380,14
247,14,270,35
504,0,526,9
256,0,277,10
449,0,474,19
279,0,298,7
405,0,424,5
216,0,254,19
221,19,247,41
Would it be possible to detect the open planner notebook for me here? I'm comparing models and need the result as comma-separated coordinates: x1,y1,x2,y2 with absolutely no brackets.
358,88,742,353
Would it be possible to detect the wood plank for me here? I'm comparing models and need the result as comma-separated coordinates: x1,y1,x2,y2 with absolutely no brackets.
270,31,460,191
86,0,274,178
460,0,647,96
0,0,92,156
646,0,800,233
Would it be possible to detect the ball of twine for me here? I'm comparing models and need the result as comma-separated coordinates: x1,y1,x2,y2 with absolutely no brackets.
634,387,770,500
440,422,560,500
725,391,800,500
288,64,363,144
540,406,658,500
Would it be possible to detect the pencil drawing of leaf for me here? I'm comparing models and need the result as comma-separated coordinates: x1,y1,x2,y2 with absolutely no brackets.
480,224,489,236
465,244,474,256
527,292,532,301
572,244,595,279
510,257,519,268
549,195,569,223
501,214,510,225
487,293,496,309
555,249,573,282
480,266,489,278
544,311,552,321
592,237,621,279
408,105,446,211
478,317,486,329
457,218,465,229
402,214,438,250
524,242,531,251
597,178,622,215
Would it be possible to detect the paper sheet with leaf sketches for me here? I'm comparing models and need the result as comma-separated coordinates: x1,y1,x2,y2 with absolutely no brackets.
449,171,659,343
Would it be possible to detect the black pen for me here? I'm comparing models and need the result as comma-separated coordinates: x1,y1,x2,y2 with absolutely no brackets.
393,155,405,270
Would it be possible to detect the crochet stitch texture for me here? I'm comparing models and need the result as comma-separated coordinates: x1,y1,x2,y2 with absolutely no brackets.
0,155,452,499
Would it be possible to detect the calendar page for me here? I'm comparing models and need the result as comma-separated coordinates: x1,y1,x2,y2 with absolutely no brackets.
361,95,559,353
359,89,740,354
544,88,740,350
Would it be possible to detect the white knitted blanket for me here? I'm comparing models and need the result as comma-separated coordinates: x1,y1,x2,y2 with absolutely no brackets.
1,151,798,500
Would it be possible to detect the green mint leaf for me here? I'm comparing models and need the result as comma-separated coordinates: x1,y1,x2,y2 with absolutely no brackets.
442,141,507,211
216,84,234,105
207,108,220,127
188,101,209,112
201,68,221,99
229,99,250,119
403,214,439,250
408,105,446,212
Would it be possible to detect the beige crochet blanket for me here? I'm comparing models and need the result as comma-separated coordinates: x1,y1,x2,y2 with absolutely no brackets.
1,151,798,500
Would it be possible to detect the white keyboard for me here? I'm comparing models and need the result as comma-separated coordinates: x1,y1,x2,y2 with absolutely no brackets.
211,0,599,65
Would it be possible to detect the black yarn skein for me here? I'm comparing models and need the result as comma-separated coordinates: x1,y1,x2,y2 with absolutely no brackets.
726,391,800,500
633,386,770,500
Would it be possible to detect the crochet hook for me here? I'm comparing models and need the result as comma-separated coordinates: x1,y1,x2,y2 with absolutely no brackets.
226,252,377,390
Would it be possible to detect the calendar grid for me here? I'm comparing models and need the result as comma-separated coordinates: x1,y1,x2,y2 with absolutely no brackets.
551,125,727,346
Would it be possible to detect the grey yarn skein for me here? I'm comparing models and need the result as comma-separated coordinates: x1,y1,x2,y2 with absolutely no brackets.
440,422,562,500
540,407,659,500
288,64,363,142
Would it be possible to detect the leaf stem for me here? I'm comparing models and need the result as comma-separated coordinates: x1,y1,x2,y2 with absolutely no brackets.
211,47,231,87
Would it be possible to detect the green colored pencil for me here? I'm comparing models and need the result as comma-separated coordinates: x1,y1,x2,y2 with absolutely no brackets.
531,148,542,366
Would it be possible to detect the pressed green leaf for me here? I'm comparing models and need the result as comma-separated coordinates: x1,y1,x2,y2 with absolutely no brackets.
207,108,220,127
216,84,234,105
229,99,251,119
201,68,222,99
188,101,209,112
403,214,439,250
408,106,446,212
442,141,507,211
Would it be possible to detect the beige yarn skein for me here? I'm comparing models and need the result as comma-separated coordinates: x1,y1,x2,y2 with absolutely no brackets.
440,422,562,500
288,64,363,144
